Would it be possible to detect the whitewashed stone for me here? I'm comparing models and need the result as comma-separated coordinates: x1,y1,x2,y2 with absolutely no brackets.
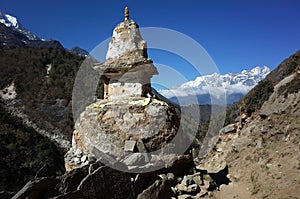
108,83,143,101
106,19,146,60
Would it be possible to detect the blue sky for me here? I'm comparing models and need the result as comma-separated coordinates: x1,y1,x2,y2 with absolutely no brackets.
1,0,300,87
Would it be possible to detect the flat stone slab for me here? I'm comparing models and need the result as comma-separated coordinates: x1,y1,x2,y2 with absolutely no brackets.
124,140,136,152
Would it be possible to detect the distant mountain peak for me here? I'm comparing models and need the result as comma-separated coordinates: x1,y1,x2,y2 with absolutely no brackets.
159,66,271,105
0,11,64,49
180,65,270,90
0,12,39,40
70,46,89,57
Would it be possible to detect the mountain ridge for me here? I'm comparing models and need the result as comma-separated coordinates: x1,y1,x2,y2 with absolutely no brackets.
70,46,89,57
0,11,91,57
0,12,39,40
160,66,270,105
0,11,65,50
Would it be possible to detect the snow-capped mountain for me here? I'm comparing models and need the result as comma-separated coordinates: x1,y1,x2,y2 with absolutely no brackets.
0,11,90,53
0,12,39,40
159,66,271,105
0,11,65,49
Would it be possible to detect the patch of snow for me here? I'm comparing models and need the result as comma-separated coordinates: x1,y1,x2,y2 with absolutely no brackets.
46,64,52,76
0,12,40,40
5,14,18,28
0,81,17,100
0,19,9,26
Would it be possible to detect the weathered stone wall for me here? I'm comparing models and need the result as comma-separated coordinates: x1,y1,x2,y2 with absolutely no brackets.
108,82,143,100
261,72,300,116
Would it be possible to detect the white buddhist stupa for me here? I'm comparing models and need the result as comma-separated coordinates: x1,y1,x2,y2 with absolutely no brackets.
94,7,158,100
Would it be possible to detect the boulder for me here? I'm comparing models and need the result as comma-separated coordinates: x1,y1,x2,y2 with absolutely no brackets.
219,123,237,134
165,154,195,177
78,166,134,199
133,172,159,196
12,177,60,199
35,164,56,178
137,178,174,199
66,98,180,171
58,165,89,193
122,153,147,166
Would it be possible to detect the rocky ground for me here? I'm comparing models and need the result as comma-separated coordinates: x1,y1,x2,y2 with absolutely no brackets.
198,112,300,199
9,111,299,199
197,69,300,199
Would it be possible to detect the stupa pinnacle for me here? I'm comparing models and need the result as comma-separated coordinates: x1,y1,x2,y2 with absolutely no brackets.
124,7,129,20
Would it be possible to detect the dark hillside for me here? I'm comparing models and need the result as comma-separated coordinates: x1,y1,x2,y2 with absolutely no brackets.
265,50,300,84
0,105,65,192
0,48,85,139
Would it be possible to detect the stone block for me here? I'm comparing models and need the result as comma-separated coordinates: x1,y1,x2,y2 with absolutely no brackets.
124,140,136,152
108,83,143,100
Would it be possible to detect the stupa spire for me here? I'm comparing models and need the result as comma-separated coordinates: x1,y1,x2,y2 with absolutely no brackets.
124,7,129,20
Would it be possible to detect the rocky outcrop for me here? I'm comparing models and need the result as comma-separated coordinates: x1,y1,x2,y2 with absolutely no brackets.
65,97,180,171
12,177,60,199
137,177,174,199
219,123,237,134
13,155,216,199
77,165,134,199
13,163,134,199
12,162,135,199
260,72,300,116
